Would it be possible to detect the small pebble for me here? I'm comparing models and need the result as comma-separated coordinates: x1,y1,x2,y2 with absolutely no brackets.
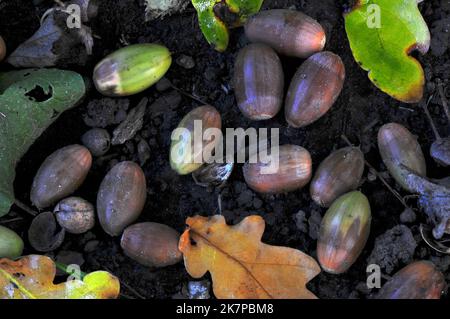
187,281,210,299
156,77,172,91
294,210,308,233
176,54,195,69
81,128,111,157
400,208,416,224
84,240,100,253
137,140,151,165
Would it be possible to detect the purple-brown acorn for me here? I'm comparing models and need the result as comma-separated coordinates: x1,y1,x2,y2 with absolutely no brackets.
97,161,147,236
31,145,92,209
243,144,312,193
285,51,345,128
233,43,284,120
310,147,364,207
377,261,446,299
244,9,326,58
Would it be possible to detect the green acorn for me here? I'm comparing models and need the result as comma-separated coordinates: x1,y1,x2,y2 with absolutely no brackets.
93,43,172,96
0,225,24,259
317,191,371,274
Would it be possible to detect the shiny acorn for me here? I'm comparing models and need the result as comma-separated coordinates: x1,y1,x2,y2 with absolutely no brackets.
0,36,6,62
233,43,284,120
285,51,345,128
244,9,326,58
243,144,312,193
0,225,23,259
170,105,222,175
81,128,111,157
317,191,371,274
54,197,95,234
97,161,147,236
93,43,172,97
31,145,92,209
378,123,426,192
310,147,364,207
377,261,446,299
121,222,182,268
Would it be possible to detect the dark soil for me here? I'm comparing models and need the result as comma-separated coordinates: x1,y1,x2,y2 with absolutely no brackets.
2,0,450,299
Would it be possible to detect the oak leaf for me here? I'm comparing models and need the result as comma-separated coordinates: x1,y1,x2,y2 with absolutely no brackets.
0,255,120,299
179,215,321,299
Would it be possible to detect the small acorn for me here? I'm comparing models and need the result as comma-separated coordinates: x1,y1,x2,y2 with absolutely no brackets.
243,144,312,193
54,197,95,234
81,128,111,157
244,9,326,58
233,43,284,120
170,105,222,175
121,222,182,268
378,123,426,192
377,261,446,299
93,43,172,97
285,51,345,128
0,225,24,259
0,36,6,62
97,161,147,236
310,147,364,207
31,145,92,209
317,191,371,274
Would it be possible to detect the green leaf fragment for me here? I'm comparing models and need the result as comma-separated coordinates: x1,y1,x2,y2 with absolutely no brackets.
0,69,85,217
344,0,430,103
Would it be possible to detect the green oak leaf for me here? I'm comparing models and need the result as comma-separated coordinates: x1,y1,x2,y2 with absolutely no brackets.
0,69,85,217
344,0,430,103
192,0,263,52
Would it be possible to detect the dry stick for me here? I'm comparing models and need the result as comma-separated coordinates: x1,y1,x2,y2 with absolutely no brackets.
341,134,410,209
170,84,208,105
437,79,450,124
102,265,146,299
14,199,38,216
421,95,442,140
0,217,24,224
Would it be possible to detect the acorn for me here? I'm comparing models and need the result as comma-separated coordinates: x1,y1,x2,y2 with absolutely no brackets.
378,123,426,192
121,222,182,268
0,225,23,259
81,128,111,157
93,43,172,97
54,197,95,234
317,191,371,274
170,106,222,175
243,144,312,193
377,261,446,299
31,145,92,209
244,9,326,58
310,147,364,207
0,36,6,62
233,43,284,120
97,161,147,236
285,51,345,128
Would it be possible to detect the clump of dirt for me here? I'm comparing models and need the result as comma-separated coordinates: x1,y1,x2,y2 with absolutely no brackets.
1,0,450,299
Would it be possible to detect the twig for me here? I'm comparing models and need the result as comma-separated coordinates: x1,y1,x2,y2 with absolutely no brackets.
437,78,450,124
341,134,410,209
14,199,38,216
170,84,208,105
421,95,441,140
0,217,24,224
102,265,145,299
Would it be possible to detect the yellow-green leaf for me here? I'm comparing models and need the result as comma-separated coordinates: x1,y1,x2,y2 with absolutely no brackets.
0,255,120,299
344,0,430,103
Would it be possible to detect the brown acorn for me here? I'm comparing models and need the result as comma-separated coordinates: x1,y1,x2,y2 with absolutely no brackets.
317,191,371,274
243,144,312,193
378,123,426,192
377,261,446,299
0,36,6,62
170,105,222,175
121,222,182,268
310,147,364,207
285,51,345,128
31,145,92,209
97,161,147,236
54,197,95,234
244,9,326,58
233,43,284,120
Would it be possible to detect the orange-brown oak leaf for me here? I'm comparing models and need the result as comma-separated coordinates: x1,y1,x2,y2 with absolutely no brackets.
179,215,321,299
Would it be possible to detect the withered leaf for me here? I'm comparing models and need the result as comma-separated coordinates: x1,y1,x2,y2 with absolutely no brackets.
179,215,321,299
0,255,120,299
